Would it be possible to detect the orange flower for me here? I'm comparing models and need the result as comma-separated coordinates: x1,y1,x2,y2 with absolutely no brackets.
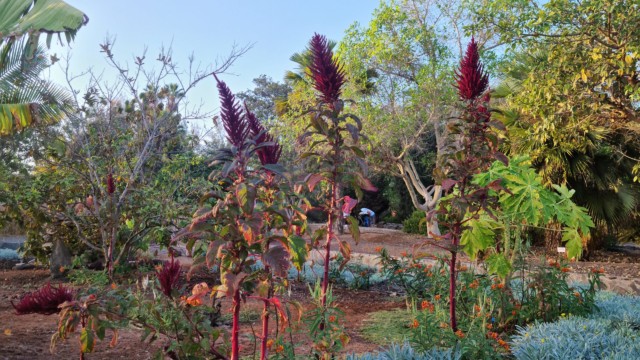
329,315,336,323
459,265,468,271
186,282,210,306
487,323,493,330
434,294,441,301
560,267,571,273
110,283,117,290
276,344,284,353
411,319,419,328
455,330,464,338
488,331,499,340
469,280,480,289
574,292,581,298
512,310,517,316
401,251,408,257
497,283,505,289
421,300,434,312
266,339,274,350
375,246,383,253
474,305,481,313
491,284,497,290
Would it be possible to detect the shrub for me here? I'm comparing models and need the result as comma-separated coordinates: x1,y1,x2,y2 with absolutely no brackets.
510,317,640,359
378,249,602,359
346,342,461,360
402,211,427,235
12,283,74,315
591,292,640,325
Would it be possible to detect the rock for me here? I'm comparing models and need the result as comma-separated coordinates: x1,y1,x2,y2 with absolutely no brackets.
13,263,35,270
382,223,403,230
50,238,72,278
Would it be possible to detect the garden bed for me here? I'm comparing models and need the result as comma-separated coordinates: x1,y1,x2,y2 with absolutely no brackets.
2,229,640,359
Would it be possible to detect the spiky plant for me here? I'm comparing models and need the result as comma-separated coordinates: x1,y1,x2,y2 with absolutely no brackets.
156,257,181,298
181,75,306,360
0,40,74,135
435,38,506,331
12,283,74,315
297,33,375,358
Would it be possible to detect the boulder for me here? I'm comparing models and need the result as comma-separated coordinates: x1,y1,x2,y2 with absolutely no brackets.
50,238,72,278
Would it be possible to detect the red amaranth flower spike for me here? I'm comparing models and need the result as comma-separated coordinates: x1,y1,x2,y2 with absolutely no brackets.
245,103,281,165
455,37,489,101
157,257,181,298
12,283,74,315
214,75,249,147
308,33,346,107
106,173,115,194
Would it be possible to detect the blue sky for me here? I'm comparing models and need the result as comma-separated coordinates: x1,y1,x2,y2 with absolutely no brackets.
47,1,379,130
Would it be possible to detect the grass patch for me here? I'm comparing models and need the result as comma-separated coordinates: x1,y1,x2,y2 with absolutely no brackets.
361,309,414,345
221,308,261,324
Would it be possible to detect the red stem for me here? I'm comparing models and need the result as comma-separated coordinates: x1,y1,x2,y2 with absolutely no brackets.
449,242,458,332
259,299,270,360
231,289,241,360
321,179,337,308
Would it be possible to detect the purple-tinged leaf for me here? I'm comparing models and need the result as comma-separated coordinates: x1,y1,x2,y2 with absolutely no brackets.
263,246,291,277
442,179,458,191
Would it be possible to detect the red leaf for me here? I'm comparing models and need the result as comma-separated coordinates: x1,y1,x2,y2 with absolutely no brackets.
494,152,509,166
306,173,324,192
441,179,458,191
486,179,503,191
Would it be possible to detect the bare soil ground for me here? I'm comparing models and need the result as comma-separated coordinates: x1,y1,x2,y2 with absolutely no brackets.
1,228,639,359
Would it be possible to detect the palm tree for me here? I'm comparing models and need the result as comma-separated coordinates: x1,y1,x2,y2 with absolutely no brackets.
0,41,73,135
0,0,87,135
494,51,639,248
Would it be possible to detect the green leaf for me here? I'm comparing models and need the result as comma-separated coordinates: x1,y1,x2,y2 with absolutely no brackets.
562,228,583,260
235,183,256,215
125,218,135,230
346,216,360,244
288,235,307,270
80,328,95,353
460,216,500,259
485,253,512,279
0,0,87,47
95,321,106,341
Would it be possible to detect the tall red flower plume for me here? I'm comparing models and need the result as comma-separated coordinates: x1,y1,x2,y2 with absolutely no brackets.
308,33,346,107
245,104,281,165
214,75,249,147
455,37,489,101
12,283,74,315
106,173,115,195
157,257,181,298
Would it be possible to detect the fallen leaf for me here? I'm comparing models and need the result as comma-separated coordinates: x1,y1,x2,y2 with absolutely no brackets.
4,329,12,336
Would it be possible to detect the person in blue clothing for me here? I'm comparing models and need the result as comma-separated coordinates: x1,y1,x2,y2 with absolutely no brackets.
359,207,375,227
